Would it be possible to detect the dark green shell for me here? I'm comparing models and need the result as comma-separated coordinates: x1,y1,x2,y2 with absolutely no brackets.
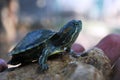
9,29,56,55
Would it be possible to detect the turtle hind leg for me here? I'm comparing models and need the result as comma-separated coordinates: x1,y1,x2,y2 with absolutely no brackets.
7,59,20,65
7,56,21,71
7,56,28,71
7,55,21,65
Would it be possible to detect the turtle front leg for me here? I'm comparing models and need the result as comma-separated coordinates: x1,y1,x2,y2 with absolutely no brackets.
38,48,50,71
65,47,74,54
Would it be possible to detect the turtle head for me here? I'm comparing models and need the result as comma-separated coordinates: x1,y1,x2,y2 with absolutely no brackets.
58,20,82,47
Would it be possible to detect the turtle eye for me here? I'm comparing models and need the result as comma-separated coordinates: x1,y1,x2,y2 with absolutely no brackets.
74,22,79,26
72,22,78,26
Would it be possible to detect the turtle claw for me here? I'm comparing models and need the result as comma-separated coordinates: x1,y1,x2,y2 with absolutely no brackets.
40,64,49,71
69,50,80,58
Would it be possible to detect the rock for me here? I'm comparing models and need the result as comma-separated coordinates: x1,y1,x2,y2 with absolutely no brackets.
0,58,8,72
71,43,85,53
0,54,72,80
62,62,105,80
78,47,112,80
96,34,120,65
0,48,112,80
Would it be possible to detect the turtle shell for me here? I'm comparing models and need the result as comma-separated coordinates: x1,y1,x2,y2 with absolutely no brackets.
9,29,56,55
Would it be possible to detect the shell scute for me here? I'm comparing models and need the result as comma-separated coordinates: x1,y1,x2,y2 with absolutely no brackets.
9,29,56,55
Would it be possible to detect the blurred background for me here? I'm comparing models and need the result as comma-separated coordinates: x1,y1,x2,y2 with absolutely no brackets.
0,0,120,61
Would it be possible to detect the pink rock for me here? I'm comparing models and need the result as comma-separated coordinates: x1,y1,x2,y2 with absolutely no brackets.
0,58,8,72
71,43,85,54
96,34,120,65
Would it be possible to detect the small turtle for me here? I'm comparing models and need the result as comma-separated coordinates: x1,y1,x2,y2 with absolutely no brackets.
8,20,82,71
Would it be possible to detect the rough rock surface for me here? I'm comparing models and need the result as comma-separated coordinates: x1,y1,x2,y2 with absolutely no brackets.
0,48,112,80
78,47,112,79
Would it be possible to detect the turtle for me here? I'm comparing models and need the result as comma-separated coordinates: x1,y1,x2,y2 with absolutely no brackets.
8,20,82,71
